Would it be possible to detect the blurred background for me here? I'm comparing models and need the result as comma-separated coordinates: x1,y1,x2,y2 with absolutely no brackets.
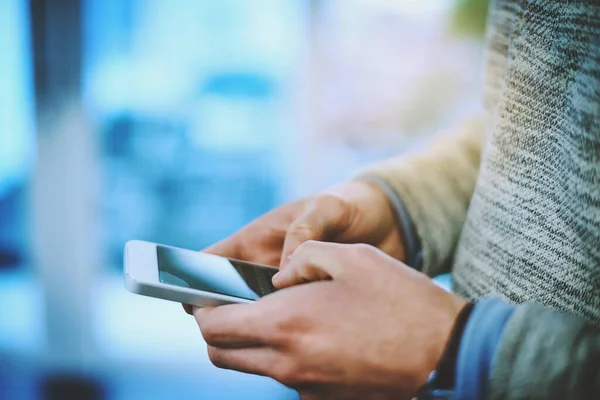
0,0,488,398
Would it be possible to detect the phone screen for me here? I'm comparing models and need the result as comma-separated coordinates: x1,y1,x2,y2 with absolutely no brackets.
156,245,278,300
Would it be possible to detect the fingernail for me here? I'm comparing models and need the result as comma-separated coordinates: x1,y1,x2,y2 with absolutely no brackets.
272,271,281,283
272,271,287,287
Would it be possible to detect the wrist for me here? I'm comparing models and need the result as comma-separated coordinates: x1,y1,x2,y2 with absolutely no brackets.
429,301,475,390
417,297,515,399
411,293,468,396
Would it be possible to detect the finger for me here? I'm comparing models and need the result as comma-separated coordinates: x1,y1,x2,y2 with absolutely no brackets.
299,387,380,400
182,304,193,315
194,303,270,348
206,345,281,378
203,237,241,259
273,241,345,288
279,196,353,269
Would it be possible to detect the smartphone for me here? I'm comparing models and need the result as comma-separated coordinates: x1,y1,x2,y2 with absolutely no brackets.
124,240,279,306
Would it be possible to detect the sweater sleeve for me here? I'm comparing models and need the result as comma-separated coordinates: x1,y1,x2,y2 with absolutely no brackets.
356,115,486,277
489,302,600,400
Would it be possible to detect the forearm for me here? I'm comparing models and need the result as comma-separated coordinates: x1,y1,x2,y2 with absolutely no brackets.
356,116,485,277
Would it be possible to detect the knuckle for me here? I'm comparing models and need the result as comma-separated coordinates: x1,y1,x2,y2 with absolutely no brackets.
199,327,215,345
269,314,295,343
315,193,346,210
353,242,375,254
272,361,301,386
291,238,318,259
296,238,318,251
346,243,378,264
315,193,353,219
268,312,309,346
207,346,227,369
198,321,219,345
265,223,286,243
288,221,318,240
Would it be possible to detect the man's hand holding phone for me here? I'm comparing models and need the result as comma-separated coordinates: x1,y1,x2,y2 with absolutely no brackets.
194,241,466,400
183,180,405,314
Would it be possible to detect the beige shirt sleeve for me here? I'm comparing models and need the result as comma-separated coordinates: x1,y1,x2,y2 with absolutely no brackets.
357,116,486,277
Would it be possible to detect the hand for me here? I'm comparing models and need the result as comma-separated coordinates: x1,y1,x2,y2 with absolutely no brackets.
183,180,404,314
204,180,405,266
194,241,467,400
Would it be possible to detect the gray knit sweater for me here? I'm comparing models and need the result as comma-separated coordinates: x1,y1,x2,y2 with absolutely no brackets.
362,0,600,398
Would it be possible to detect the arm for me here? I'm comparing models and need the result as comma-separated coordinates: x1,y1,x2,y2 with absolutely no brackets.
357,115,485,277
195,240,599,399
452,298,600,400
489,302,600,400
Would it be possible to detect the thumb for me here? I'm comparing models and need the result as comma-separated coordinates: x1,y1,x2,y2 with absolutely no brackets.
273,241,345,289
279,195,353,269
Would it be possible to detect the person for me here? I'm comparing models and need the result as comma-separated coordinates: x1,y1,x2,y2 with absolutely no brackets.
185,1,600,399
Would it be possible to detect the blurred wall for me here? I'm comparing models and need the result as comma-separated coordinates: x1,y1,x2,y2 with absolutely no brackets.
0,1,487,399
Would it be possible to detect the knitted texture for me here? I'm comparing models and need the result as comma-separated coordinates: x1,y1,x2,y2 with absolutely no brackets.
453,0,600,324
362,0,600,325
488,302,600,400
